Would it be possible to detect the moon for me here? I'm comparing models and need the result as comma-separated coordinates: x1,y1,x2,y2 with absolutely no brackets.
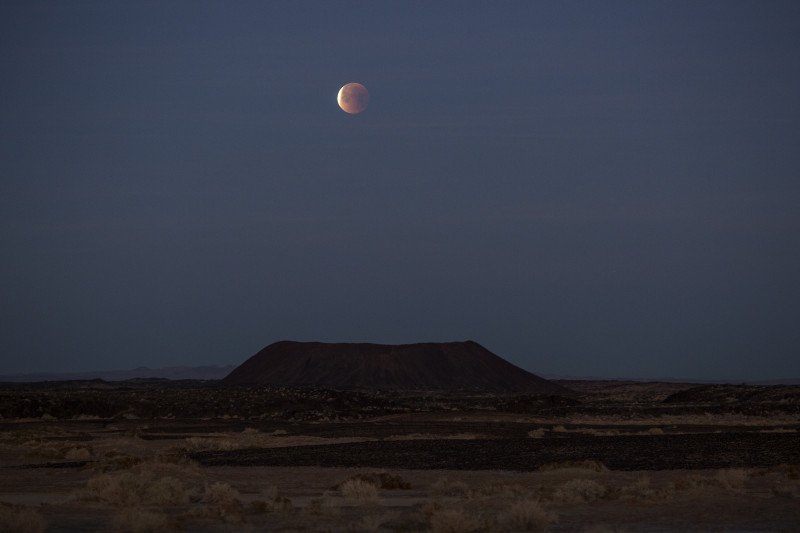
337,83,369,114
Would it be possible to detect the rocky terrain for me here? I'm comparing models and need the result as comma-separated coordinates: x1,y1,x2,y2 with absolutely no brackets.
1,379,799,532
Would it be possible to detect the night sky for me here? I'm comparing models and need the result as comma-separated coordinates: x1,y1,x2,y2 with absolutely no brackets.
2,2,799,381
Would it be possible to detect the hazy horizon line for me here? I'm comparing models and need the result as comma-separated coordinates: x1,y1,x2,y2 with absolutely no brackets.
0,365,797,386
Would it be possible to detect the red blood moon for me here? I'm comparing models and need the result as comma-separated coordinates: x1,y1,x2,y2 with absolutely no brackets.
337,83,369,114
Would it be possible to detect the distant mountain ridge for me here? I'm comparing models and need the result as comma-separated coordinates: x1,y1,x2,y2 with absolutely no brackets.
0,365,236,383
222,340,571,394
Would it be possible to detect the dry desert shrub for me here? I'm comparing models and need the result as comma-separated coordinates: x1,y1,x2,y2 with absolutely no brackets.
584,428,620,436
772,481,800,498
715,468,749,490
0,503,46,533
64,445,92,461
430,478,473,499
762,463,800,480
619,474,675,503
539,460,608,473
101,452,145,471
251,495,293,513
109,508,173,533
555,478,608,503
183,427,270,452
335,472,411,490
81,469,190,507
498,498,555,532
672,471,749,493
203,482,245,524
339,478,379,503
475,481,528,498
385,433,485,441
25,442,93,461
672,474,710,492
305,495,341,516
428,506,481,533
251,483,293,513
356,512,395,532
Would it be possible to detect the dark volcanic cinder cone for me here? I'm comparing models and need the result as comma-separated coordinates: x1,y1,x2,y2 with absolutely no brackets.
221,340,571,394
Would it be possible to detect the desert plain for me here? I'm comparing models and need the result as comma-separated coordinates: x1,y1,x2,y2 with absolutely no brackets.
1,379,799,532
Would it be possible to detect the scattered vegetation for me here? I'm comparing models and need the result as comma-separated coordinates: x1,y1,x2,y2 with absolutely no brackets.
428,506,481,533
109,509,172,533
203,482,245,524
555,478,608,503
305,495,340,516
251,484,293,513
498,498,555,532
357,512,395,533
339,478,379,503
334,472,411,490
0,504,46,533
80,468,193,507
2,379,799,532
539,460,608,473
430,478,473,499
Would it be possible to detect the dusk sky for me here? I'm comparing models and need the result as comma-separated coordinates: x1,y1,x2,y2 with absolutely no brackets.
2,1,799,381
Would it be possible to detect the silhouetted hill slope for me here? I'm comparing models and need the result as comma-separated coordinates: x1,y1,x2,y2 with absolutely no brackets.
222,340,571,394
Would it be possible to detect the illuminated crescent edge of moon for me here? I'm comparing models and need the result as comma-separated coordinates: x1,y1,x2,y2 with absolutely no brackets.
337,84,368,113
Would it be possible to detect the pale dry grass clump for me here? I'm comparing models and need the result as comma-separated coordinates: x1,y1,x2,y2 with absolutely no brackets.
251,484,294,513
25,442,93,461
100,452,146,472
619,474,675,503
498,498,555,532
671,470,751,493
385,433,485,441
357,512,395,532
252,495,293,513
715,468,749,490
0,503,46,533
305,495,340,516
109,508,173,533
339,478,379,503
184,427,269,452
527,428,546,438
429,478,472,499
475,481,528,498
203,482,245,524
539,460,608,473
428,506,481,533
771,481,800,498
80,469,191,507
335,472,411,490
555,478,608,503
64,445,93,461
588,428,621,436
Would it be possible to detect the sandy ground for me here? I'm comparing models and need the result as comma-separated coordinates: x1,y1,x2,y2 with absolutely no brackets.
2,381,799,532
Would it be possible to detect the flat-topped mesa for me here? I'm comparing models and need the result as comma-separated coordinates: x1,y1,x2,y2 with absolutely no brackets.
222,340,571,394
